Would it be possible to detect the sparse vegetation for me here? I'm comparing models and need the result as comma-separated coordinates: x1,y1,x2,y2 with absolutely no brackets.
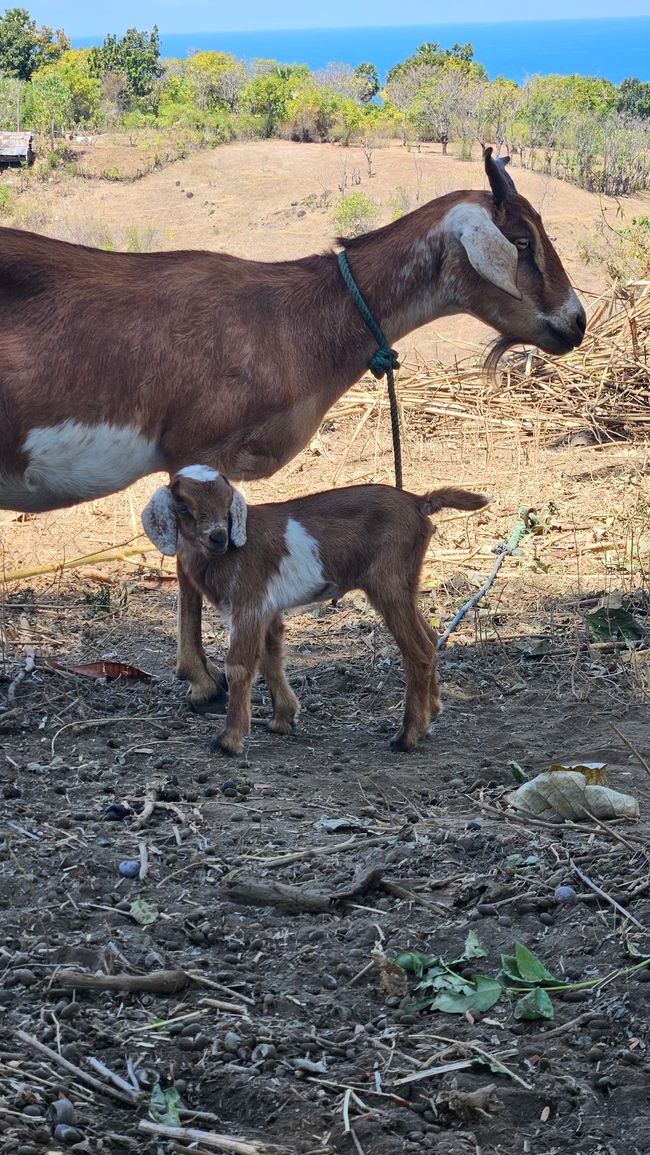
331,191,379,236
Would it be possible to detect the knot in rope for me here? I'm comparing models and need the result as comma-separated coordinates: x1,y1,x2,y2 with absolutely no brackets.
369,346,400,378
337,249,403,489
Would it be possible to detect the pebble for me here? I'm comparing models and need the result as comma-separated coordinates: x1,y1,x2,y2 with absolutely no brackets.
179,1036,204,1051
118,860,140,879
3,784,21,799
539,912,554,926
17,1146,40,1155
21,1106,43,1118
554,885,577,903
53,1126,84,1146
13,969,38,987
224,1031,242,1052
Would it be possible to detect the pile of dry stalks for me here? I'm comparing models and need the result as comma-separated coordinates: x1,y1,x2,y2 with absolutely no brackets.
334,281,650,441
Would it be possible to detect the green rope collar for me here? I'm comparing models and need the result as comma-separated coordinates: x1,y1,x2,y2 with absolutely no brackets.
337,249,403,489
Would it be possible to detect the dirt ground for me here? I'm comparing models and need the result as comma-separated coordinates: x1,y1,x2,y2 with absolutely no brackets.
1,138,650,1155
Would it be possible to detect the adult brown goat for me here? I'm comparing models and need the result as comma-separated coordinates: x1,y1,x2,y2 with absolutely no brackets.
142,468,490,754
0,149,584,709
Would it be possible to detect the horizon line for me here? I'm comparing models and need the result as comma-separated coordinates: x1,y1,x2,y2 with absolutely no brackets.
72,14,650,36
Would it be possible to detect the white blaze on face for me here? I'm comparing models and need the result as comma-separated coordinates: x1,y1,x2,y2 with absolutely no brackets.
177,464,220,482
263,518,326,614
0,420,164,513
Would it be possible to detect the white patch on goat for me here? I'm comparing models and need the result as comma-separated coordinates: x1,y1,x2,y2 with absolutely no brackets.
263,518,327,615
0,421,164,513
177,464,221,482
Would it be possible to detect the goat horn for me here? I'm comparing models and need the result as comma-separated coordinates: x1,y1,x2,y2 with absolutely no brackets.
484,145,517,202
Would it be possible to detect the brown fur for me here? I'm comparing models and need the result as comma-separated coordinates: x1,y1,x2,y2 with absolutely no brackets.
150,474,490,754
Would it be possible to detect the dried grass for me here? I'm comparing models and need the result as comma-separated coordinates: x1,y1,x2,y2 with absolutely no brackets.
333,281,650,440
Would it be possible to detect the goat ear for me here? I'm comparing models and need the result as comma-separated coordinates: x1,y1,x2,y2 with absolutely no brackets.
456,207,522,300
229,487,248,547
141,486,178,556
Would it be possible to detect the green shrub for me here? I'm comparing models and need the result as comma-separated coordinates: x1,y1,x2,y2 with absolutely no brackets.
332,192,379,237
0,185,13,215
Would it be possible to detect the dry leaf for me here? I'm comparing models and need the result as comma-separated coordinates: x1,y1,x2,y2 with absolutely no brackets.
507,770,639,823
372,944,408,995
50,660,153,681
548,760,608,785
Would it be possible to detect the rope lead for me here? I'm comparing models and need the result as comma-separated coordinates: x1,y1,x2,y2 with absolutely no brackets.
337,250,403,489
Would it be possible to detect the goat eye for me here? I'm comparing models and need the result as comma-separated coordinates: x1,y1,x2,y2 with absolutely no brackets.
176,502,191,517
515,238,530,251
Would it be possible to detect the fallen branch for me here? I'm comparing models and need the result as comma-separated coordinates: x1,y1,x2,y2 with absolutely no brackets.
220,863,385,913
52,968,189,995
132,778,164,830
138,1120,270,1154
2,544,158,585
238,826,412,867
15,1029,138,1105
570,859,646,930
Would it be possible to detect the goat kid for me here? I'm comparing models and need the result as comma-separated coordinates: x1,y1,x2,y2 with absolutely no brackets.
142,468,490,755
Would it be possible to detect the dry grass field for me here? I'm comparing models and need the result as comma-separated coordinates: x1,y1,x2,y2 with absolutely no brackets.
1,138,649,1155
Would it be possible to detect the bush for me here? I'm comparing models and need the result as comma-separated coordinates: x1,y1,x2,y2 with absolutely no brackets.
0,185,14,215
332,192,379,237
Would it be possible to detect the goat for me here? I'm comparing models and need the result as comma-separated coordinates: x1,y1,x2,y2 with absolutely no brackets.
141,467,490,754
0,149,584,710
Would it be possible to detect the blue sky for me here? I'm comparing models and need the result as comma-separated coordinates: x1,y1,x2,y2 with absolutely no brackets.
25,1,650,36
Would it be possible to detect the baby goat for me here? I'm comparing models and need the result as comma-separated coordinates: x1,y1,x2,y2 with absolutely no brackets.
142,467,490,754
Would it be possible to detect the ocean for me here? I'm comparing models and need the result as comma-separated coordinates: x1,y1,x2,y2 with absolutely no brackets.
74,18,650,85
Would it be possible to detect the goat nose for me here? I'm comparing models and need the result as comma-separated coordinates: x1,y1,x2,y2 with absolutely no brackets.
209,529,228,549
575,308,587,336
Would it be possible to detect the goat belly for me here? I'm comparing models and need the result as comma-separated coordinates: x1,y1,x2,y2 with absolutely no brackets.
262,517,330,613
0,420,164,512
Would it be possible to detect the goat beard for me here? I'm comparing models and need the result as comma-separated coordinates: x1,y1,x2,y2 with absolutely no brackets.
483,335,515,379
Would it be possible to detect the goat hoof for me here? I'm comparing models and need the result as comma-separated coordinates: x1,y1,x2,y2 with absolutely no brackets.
189,683,229,713
389,734,417,753
208,732,240,756
268,718,295,736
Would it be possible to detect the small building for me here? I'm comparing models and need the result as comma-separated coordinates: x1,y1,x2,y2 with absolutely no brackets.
0,131,35,167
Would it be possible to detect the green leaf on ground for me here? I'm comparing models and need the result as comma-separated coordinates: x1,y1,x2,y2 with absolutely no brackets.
514,943,558,984
430,975,503,1015
149,1083,181,1125
514,988,555,1020
129,898,159,926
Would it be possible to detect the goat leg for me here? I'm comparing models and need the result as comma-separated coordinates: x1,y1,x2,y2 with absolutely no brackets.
175,560,227,711
210,627,262,755
259,613,299,735
370,595,435,752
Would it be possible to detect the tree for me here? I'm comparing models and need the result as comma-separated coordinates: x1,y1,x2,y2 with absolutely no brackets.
88,26,162,108
386,41,486,85
24,72,72,143
0,72,22,128
240,63,308,136
616,77,650,120
0,6,69,80
37,49,100,125
184,51,247,111
353,62,380,103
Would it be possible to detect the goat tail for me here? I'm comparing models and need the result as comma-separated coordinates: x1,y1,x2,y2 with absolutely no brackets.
419,487,491,517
